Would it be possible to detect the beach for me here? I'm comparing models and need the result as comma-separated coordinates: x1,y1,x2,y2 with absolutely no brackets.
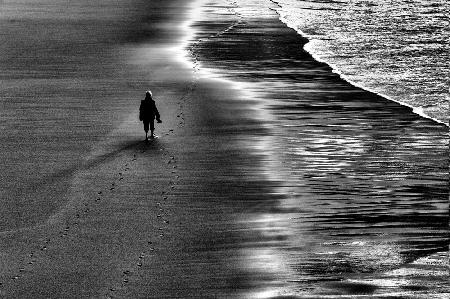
0,0,448,298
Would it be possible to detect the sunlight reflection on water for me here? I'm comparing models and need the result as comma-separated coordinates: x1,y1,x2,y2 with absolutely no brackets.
188,0,448,297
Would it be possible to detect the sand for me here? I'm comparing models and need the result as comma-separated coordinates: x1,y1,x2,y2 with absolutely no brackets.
0,1,269,297
0,0,448,298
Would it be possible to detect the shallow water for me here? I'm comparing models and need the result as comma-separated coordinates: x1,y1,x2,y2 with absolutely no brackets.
188,0,449,297
271,0,449,125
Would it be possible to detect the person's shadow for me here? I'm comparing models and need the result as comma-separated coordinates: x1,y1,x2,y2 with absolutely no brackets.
82,138,162,172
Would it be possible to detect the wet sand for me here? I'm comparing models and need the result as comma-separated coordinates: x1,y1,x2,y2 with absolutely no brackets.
0,0,448,298
187,0,449,297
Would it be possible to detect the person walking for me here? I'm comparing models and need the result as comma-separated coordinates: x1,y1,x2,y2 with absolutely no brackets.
139,90,162,140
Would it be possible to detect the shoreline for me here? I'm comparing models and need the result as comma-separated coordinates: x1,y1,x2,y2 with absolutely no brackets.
299,31,448,128
0,0,447,298
268,0,449,128
187,0,449,297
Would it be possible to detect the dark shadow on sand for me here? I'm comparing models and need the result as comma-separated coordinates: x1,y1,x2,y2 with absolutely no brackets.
0,138,164,233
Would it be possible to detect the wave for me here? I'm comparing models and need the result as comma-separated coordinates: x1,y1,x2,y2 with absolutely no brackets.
269,0,449,128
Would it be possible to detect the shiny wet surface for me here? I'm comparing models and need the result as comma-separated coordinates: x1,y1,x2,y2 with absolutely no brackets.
0,0,447,298
189,0,449,297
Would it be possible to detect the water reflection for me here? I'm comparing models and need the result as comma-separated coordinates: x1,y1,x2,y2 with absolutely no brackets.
243,97,448,296
189,0,448,297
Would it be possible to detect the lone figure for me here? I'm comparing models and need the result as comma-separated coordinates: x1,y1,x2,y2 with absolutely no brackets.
139,90,161,140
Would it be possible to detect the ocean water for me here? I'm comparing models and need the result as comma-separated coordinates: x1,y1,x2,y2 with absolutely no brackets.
271,0,449,125
188,0,449,297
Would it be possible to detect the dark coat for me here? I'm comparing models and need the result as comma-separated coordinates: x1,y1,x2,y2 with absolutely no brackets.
139,99,160,121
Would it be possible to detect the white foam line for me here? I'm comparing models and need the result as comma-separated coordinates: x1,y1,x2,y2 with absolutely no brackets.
272,10,449,128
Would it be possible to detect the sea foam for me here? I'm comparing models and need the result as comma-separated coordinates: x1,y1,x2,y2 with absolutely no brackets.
270,0,449,127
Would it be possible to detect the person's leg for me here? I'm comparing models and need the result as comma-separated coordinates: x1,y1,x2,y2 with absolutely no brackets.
143,121,149,140
150,119,155,138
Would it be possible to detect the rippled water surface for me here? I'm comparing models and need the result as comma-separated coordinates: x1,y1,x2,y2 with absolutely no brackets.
272,0,449,124
189,0,449,297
